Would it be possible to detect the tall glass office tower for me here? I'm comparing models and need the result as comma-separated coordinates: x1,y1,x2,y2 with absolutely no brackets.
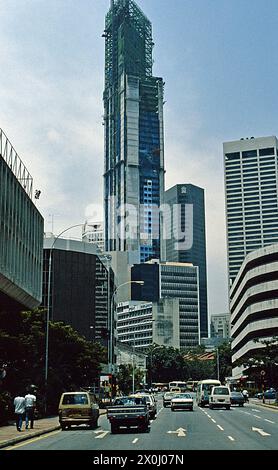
103,0,165,263
164,184,208,338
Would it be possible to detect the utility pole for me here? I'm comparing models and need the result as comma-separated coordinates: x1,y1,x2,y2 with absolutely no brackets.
216,348,220,381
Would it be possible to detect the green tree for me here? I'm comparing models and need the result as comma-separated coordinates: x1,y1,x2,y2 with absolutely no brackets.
147,346,189,383
0,308,106,416
116,364,144,395
217,342,232,382
234,337,278,389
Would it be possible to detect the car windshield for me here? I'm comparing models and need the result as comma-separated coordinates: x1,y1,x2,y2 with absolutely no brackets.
164,392,176,398
62,394,88,405
174,393,192,399
133,394,152,404
203,384,215,393
213,387,229,395
113,397,145,406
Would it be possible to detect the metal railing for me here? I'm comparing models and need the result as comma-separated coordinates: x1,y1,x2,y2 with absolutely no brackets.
0,128,33,198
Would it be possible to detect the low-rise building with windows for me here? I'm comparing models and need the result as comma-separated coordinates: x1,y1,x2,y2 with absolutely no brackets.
116,299,180,351
131,260,200,348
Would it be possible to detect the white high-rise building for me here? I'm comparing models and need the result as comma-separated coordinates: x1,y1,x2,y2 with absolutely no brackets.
210,313,230,339
224,136,278,286
82,221,104,252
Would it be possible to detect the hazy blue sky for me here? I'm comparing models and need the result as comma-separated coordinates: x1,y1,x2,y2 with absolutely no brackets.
1,0,278,316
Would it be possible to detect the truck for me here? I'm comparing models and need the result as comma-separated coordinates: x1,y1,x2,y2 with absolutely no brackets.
107,396,150,434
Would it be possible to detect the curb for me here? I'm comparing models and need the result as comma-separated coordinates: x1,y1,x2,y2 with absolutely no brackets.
0,410,107,449
249,400,278,411
0,425,61,449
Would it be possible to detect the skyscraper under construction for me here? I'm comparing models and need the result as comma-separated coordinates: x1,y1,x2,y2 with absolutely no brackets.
103,0,165,263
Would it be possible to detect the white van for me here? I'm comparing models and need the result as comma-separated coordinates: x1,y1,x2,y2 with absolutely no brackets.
196,379,221,407
209,385,231,410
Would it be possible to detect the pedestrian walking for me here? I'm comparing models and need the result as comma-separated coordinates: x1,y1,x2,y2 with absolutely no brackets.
14,393,25,431
25,390,37,429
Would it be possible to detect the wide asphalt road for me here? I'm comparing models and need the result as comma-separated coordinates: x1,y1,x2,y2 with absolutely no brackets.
5,395,278,451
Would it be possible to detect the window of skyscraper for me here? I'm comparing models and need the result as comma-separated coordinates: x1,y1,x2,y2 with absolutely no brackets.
242,150,257,158
225,152,240,160
259,147,275,156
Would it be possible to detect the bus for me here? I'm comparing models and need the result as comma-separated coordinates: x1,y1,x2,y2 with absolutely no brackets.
186,380,199,391
168,381,187,392
196,379,221,407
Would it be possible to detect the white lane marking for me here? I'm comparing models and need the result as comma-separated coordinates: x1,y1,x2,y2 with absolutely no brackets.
252,409,261,412
167,427,187,437
253,415,262,419
95,431,109,439
243,412,251,415
252,427,271,437
228,436,235,441
207,414,211,418
132,438,138,444
217,425,224,431
211,418,216,423
264,419,275,424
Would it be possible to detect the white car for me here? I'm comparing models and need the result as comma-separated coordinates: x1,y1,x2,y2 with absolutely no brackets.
209,386,231,410
171,393,194,411
130,394,157,419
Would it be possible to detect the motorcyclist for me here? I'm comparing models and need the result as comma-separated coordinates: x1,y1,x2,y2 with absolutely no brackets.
242,389,249,403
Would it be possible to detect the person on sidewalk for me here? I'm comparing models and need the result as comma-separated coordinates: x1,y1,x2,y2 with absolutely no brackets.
25,391,36,429
14,394,26,432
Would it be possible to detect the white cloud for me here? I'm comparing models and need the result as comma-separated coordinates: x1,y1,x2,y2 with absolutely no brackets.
0,0,229,316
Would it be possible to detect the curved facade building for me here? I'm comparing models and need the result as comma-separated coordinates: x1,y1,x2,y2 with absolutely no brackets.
0,129,43,310
230,244,278,377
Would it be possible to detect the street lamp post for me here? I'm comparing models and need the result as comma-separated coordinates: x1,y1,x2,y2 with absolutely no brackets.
132,331,135,395
131,318,154,394
216,348,220,381
108,280,144,397
44,224,84,414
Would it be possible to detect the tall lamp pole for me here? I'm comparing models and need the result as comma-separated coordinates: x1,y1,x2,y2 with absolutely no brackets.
44,224,84,413
131,318,154,394
216,347,220,381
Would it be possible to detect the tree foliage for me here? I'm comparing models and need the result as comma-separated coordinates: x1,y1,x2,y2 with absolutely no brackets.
116,364,144,395
234,337,278,388
0,308,106,417
146,343,232,384
217,342,232,382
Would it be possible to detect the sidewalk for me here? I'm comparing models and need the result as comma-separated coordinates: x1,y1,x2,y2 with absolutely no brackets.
0,409,107,449
249,398,278,411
